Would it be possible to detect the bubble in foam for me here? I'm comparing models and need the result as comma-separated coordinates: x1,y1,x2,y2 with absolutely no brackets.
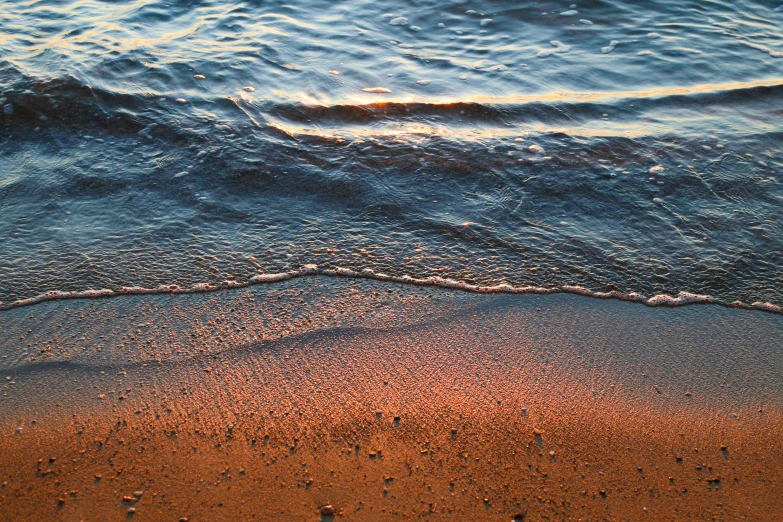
388,17,408,26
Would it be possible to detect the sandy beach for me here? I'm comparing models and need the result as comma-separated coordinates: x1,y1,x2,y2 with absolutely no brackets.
1,279,781,520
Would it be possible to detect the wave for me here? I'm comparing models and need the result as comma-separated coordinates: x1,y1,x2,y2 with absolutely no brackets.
0,264,780,314
3,66,782,136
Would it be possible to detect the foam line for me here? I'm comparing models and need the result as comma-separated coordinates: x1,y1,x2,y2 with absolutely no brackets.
0,265,780,314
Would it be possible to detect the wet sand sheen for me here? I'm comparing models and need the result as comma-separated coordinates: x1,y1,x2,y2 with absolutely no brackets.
1,279,782,520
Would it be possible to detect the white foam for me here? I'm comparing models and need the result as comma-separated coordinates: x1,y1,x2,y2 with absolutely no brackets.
388,17,408,26
752,302,782,313
537,41,571,57
362,87,392,93
646,292,716,306
649,165,665,174
579,19,593,25
0,265,779,315
601,40,619,54
560,10,578,16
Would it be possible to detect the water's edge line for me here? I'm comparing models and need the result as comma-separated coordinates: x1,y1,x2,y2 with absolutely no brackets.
0,265,780,315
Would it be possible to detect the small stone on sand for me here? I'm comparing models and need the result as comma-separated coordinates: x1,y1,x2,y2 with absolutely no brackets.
320,504,335,515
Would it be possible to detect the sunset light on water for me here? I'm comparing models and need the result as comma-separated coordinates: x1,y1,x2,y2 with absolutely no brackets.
1,0,782,519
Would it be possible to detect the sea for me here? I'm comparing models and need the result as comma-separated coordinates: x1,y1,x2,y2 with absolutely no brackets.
1,0,782,312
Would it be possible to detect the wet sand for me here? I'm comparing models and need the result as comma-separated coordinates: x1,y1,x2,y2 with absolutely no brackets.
1,279,782,521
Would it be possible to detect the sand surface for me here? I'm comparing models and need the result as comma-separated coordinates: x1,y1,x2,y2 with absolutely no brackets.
1,279,782,520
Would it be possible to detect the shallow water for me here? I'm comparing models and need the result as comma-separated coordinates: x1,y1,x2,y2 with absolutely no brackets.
1,0,782,307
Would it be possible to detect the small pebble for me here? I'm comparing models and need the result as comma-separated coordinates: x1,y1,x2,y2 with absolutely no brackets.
128,507,136,514
320,504,335,515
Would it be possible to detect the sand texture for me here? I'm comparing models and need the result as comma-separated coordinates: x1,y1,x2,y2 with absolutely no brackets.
1,279,782,521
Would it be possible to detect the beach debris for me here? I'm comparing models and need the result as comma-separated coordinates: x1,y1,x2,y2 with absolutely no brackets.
320,504,335,515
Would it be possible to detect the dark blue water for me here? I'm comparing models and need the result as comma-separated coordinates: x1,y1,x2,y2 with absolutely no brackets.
1,0,782,309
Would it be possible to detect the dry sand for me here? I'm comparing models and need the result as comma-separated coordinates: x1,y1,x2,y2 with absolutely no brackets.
1,278,782,520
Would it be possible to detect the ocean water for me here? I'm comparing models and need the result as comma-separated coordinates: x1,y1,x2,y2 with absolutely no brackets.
1,0,782,310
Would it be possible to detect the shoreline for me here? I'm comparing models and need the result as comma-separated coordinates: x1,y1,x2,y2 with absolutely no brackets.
1,279,782,520
1,265,781,315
